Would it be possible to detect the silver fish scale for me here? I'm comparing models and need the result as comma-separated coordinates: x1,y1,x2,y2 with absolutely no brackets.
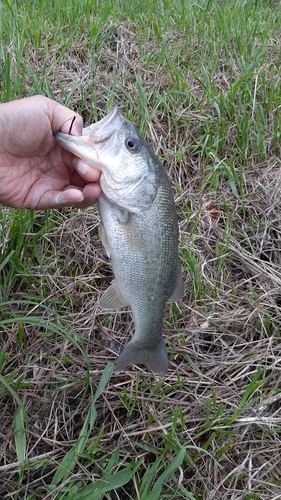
98,158,179,347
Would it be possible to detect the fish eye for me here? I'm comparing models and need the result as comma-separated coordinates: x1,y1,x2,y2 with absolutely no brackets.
125,135,141,153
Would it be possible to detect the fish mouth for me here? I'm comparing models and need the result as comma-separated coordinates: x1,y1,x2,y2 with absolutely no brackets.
83,106,123,142
56,107,124,170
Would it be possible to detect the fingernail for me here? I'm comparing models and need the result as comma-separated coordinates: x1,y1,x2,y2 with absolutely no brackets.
55,191,84,205
76,159,89,175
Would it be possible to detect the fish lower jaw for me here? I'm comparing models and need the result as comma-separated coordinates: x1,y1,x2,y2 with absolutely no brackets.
114,338,168,376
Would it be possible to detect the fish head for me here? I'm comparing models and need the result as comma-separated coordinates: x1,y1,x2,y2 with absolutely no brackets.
56,107,160,212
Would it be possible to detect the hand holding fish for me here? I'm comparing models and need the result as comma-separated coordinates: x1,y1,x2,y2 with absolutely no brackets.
0,95,101,209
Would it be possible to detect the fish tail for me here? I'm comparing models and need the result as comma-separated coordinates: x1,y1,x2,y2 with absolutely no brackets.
114,339,168,375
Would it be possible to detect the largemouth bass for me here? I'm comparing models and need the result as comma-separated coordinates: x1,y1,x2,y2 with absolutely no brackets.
56,107,184,375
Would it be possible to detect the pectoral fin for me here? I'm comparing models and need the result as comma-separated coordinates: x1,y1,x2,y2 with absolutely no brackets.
168,262,184,302
98,221,111,258
99,280,127,311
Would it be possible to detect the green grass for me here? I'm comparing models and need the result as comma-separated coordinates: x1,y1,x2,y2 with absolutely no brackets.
1,0,281,498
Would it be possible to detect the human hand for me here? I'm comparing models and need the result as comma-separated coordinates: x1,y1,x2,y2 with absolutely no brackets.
0,95,101,209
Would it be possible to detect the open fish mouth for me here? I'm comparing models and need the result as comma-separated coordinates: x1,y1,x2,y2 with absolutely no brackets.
82,106,124,142
55,107,124,169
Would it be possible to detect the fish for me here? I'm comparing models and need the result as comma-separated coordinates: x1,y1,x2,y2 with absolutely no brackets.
56,107,184,375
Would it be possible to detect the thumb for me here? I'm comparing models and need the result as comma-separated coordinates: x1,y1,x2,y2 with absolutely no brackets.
43,97,84,136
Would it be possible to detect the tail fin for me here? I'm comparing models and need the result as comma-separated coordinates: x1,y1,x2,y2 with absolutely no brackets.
114,339,168,375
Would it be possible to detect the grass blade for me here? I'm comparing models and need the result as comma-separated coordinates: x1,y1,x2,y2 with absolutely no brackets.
143,447,186,500
52,363,113,484
14,408,26,463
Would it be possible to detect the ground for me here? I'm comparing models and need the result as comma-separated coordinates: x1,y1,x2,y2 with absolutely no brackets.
0,1,281,499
